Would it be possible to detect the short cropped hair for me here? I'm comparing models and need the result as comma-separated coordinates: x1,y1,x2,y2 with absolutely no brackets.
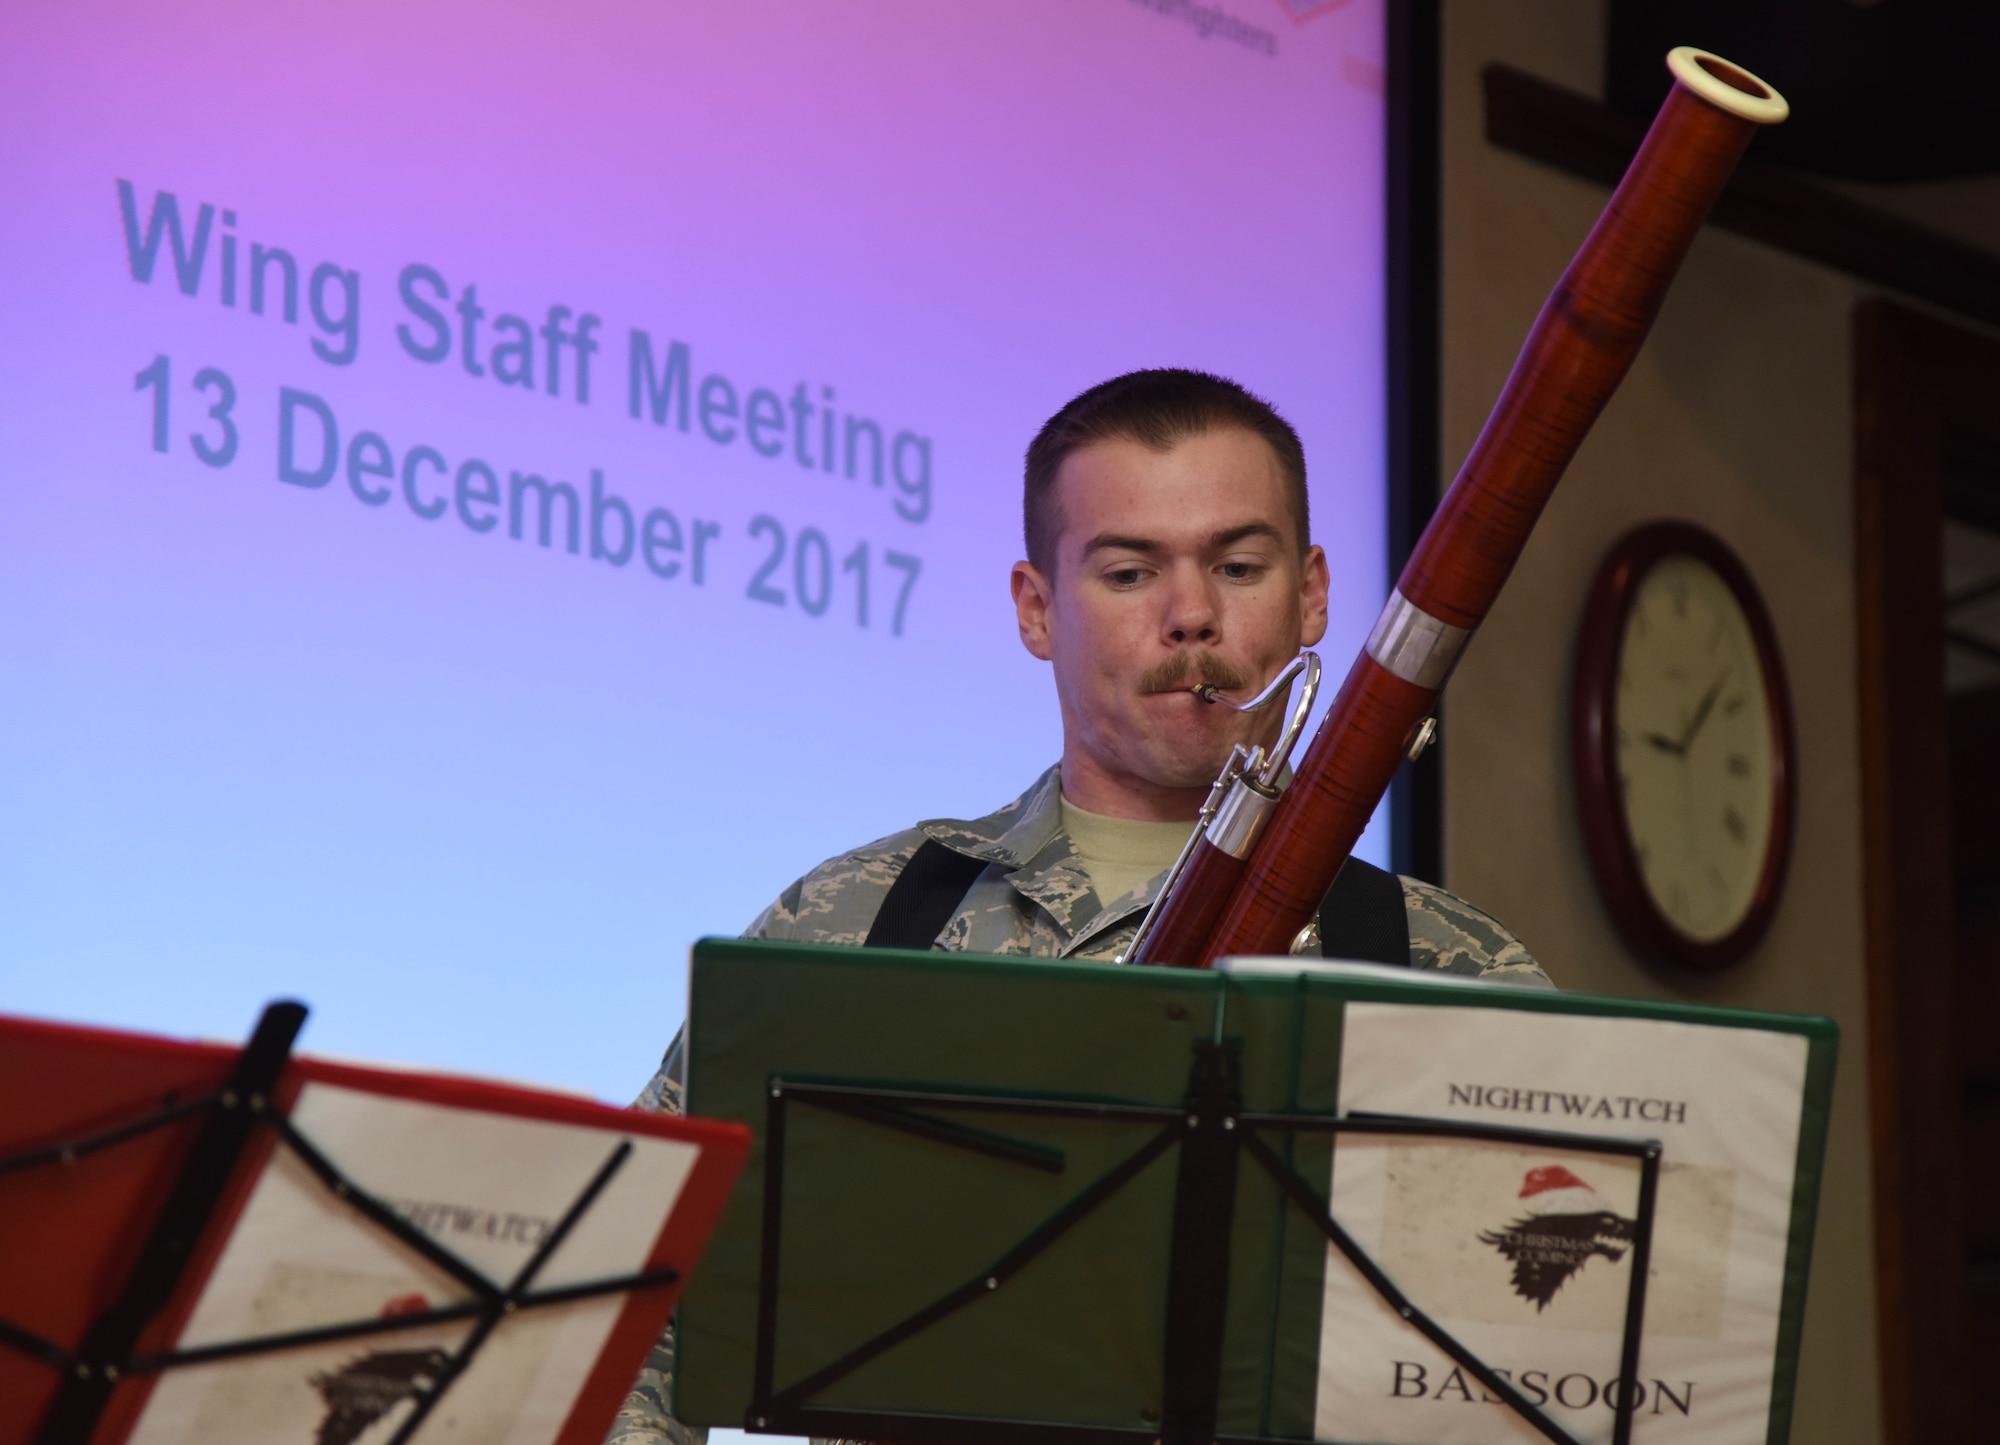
1023,368,1309,576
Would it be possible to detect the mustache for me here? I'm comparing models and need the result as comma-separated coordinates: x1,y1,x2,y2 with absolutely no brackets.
1139,652,1254,695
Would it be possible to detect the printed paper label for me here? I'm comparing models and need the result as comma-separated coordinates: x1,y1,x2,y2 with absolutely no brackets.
125,1082,696,1445
1314,1004,1808,1445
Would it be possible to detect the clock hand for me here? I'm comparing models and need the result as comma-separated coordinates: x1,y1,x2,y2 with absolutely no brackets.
1643,731,1684,756
1675,670,1729,754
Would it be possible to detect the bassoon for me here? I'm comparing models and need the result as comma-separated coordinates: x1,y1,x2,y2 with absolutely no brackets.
1126,47,1790,968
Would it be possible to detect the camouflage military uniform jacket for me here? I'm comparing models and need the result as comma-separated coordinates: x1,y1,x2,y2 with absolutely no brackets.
605,765,1549,1444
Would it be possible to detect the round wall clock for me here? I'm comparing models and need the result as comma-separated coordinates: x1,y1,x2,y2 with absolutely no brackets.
1571,522,1796,970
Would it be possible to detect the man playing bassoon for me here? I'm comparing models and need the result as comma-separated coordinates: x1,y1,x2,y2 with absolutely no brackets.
609,367,1549,1445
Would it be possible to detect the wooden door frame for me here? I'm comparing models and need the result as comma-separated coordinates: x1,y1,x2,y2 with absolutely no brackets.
1854,298,2000,1444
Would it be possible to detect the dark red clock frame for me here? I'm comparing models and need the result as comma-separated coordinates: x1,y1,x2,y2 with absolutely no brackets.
1571,520,1797,971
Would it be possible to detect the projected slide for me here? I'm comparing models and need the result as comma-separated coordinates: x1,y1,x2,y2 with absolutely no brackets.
0,0,1386,1097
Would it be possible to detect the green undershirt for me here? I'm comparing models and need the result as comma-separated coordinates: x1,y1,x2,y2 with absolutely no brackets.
1059,795,1197,907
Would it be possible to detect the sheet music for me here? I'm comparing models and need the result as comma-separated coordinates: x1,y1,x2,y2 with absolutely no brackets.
124,1081,698,1445
1315,1005,1809,1445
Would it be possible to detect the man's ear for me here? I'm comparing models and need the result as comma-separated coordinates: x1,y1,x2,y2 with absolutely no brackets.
1011,560,1056,661
1299,544,1330,649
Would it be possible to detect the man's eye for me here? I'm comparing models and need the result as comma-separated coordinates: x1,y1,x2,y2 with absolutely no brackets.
1107,568,1147,587
1219,561,1262,580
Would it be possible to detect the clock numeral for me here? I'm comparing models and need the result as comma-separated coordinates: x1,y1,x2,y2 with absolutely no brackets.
1668,577,1689,617
1708,865,1728,893
1726,753,1751,776
1667,882,1689,921
1723,804,1747,843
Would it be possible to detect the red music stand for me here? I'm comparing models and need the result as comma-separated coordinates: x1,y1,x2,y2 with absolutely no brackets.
0,1002,748,1445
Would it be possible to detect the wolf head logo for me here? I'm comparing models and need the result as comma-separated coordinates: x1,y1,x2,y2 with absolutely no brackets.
310,1347,449,1445
308,1296,447,1445
1477,1165,1638,1310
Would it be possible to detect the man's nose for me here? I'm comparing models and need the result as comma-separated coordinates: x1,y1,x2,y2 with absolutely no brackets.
1162,567,1219,645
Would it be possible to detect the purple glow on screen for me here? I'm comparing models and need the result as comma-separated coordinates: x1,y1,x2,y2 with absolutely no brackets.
0,0,1386,1098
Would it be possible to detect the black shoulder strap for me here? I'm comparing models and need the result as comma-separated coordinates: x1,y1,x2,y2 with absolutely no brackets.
1317,857,1412,966
863,839,990,951
865,838,1406,960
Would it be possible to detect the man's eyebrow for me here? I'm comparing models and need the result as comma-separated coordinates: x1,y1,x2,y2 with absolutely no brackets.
1210,522,1285,549
1080,523,1288,559
1080,532,1162,557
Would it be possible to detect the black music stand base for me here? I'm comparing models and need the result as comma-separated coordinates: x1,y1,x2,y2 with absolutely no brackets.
747,1039,1661,1445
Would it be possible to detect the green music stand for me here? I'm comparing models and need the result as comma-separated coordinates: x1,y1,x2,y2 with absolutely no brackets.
673,939,1835,1445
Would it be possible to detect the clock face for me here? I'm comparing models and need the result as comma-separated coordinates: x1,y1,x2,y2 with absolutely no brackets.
1614,554,1776,943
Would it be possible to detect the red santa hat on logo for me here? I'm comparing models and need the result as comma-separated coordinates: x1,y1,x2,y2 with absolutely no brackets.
1517,1164,1613,1217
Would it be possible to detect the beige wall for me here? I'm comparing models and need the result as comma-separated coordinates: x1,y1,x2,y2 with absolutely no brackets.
1436,4,1882,1439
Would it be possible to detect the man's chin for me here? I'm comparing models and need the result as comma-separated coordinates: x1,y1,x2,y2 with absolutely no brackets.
1101,705,1263,792
1135,744,1244,792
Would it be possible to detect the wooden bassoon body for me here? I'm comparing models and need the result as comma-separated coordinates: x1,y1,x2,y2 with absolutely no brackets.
1128,48,1790,968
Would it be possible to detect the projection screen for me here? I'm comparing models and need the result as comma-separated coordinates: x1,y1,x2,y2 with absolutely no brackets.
0,0,1387,1100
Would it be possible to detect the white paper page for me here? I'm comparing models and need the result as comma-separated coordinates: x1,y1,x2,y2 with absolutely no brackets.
126,1081,698,1445
1314,1004,1808,1445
